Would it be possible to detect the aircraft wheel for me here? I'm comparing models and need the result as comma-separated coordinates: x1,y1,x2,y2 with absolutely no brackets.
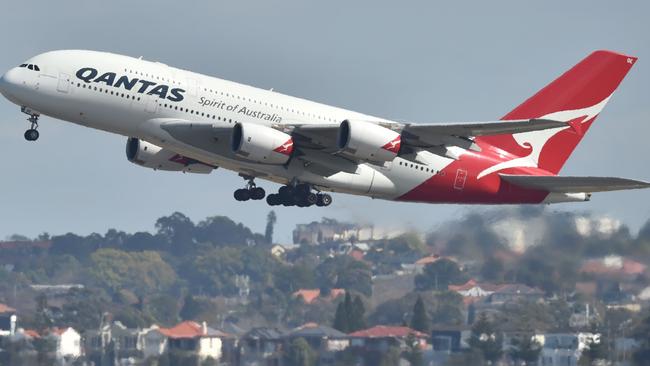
24,129,39,141
234,188,251,201
317,194,332,207
251,187,266,200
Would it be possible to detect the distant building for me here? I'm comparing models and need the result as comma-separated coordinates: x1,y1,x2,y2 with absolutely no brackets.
285,323,350,363
0,303,16,336
292,288,345,304
580,255,647,280
84,320,141,362
45,327,82,361
240,327,284,365
535,332,599,366
293,219,404,245
150,321,230,361
349,326,428,352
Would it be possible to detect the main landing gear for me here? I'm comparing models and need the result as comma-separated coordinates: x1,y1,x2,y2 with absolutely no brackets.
266,183,332,208
21,107,40,141
233,178,266,202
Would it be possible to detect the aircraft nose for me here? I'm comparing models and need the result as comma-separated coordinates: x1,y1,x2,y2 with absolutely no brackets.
0,67,20,99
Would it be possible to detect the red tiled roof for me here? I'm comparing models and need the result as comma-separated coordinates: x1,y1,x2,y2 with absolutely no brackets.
293,289,345,304
0,303,16,313
349,326,428,339
159,321,205,339
24,329,40,338
49,327,70,336
415,254,442,265
293,289,320,304
349,249,365,261
580,257,646,276
448,279,500,292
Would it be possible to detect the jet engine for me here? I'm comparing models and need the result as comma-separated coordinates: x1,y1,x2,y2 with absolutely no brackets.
125,138,214,173
337,119,401,163
231,122,294,165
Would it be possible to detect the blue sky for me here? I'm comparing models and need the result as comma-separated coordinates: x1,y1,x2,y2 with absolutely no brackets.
0,1,649,242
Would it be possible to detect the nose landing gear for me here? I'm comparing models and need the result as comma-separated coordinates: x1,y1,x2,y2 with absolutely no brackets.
21,107,40,141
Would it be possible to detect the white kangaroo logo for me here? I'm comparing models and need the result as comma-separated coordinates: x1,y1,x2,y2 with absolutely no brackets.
477,95,612,179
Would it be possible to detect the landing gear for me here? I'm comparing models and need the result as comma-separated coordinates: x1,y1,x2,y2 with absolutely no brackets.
233,178,266,202
266,183,332,208
22,107,40,142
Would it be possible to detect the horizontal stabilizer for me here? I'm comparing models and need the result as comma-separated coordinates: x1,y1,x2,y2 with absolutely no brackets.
500,174,650,193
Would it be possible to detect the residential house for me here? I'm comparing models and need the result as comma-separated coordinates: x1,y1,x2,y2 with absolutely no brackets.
488,284,545,304
430,325,472,365
153,321,229,361
84,320,142,363
270,244,287,259
240,327,284,366
0,303,16,336
292,288,345,304
46,327,82,361
535,332,599,366
349,326,428,352
285,323,349,363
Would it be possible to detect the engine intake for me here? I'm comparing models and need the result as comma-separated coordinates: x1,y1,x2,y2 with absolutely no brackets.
337,119,401,163
231,122,293,165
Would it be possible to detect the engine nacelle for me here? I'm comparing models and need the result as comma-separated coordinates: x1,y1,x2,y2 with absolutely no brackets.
337,119,401,163
231,122,294,165
125,138,214,173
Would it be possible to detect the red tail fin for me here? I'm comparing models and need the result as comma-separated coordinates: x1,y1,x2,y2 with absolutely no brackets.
479,50,637,174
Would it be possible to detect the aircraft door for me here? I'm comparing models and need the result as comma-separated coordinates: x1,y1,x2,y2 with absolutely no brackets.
57,73,71,93
145,95,158,113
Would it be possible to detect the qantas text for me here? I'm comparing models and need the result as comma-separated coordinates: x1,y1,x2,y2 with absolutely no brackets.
75,67,185,102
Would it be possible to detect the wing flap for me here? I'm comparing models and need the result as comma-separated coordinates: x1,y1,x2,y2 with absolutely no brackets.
500,174,650,193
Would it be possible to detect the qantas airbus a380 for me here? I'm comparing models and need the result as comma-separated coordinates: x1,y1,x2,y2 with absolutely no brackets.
0,49,648,207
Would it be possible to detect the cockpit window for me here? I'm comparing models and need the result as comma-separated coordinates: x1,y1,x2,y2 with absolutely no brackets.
20,64,40,71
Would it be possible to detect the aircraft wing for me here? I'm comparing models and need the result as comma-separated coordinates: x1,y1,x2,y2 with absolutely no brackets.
400,119,567,147
500,174,650,193
288,118,567,168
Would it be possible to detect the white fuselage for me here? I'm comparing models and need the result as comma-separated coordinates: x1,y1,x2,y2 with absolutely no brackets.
0,50,446,199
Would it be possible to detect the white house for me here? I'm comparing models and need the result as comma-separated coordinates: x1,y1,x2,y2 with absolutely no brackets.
48,327,82,360
143,321,230,361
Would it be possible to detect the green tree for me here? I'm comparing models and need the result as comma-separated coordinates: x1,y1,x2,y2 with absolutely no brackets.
405,333,424,366
350,295,367,332
410,295,430,334
579,335,608,366
156,212,195,254
469,313,503,364
333,301,349,333
265,210,277,243
284,337,316,366
632,311,650,365
510,335,541,365
415,258,465,291
35,292,52,328
180,294,215,321
90,249,177,296
316,256,372,296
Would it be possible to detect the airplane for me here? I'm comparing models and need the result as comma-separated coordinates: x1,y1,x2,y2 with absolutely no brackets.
0,49,648,208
